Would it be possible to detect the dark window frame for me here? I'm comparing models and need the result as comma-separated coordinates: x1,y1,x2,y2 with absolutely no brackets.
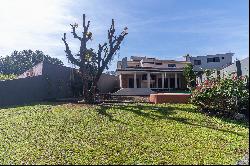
142,74,147,80
207,58,214,63
168,64,176,67
194,60,201,65
142,62,155,64
214,57,220,62
207,57,220,63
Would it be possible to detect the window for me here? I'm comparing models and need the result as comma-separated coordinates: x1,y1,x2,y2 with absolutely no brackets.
155,62,162,65
214,57,220,62
207,57,220,63
142,74,147,80
143,62,154,64
222,57,225,59
168,64,176,67
194,60,201,65
151,75,156,80
207,58,214,63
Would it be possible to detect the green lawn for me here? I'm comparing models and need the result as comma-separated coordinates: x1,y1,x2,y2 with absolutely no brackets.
0,103,248,165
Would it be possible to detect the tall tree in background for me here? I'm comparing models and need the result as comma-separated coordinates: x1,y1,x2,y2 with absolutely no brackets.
62,14,128,103
0,50,63,75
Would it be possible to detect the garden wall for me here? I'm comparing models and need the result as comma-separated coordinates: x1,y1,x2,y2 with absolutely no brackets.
97,73,120,93
0,62,119,107
0,76,47,107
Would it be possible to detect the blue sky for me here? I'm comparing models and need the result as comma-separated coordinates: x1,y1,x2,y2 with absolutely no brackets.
0,0,249,71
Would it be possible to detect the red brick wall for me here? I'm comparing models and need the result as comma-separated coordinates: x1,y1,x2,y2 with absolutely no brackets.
150,93,191,104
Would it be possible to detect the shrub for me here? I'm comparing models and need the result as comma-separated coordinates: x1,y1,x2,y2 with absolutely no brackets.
191,75,249,118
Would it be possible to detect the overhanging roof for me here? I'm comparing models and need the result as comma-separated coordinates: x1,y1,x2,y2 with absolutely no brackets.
117,67,184,72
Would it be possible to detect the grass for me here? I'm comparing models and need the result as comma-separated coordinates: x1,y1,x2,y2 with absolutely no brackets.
0,103,248,165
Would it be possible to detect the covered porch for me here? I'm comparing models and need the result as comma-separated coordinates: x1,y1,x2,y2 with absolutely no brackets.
118,71,187,91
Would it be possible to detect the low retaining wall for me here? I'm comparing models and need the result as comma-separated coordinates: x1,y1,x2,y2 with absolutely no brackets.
149,93,191,104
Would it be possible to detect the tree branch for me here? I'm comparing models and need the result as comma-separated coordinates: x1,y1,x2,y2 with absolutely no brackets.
62,33,81,66
70,24,82,41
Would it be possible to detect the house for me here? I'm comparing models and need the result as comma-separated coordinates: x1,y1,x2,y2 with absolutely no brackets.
186,52,234,71
116,56,190,92
196,56,249,84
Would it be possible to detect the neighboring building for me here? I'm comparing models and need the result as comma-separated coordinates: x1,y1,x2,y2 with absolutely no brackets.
116,56,190,90
196,57,249,84
186,52,234,71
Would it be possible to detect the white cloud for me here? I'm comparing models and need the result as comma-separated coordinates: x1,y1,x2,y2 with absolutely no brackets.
0,0,74,58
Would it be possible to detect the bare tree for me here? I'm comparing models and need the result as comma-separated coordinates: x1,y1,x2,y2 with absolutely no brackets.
62,14,128,103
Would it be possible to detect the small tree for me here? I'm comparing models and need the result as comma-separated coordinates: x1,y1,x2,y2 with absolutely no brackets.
183,63,196,90
62,14,128,103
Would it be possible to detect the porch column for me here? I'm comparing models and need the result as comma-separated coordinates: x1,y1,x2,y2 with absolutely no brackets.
156,75,158,88
161,73,164,88
179,76,182,89
168,76,170,89
119,74,123,88
134,72,137,88
147,73,150,88
175,73,178,89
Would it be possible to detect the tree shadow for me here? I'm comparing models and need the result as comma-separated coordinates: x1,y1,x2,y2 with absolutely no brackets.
96,103,248,137
96,104,129,126
1,101,247,137
0,101,77,110
108,103,178,120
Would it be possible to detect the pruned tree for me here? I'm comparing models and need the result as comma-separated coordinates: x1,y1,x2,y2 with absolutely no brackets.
62,14,128,103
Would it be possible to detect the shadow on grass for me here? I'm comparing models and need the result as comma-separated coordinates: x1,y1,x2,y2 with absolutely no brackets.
96,103,248,137
96,104,129,126
2,101,248,137
0,101,73,110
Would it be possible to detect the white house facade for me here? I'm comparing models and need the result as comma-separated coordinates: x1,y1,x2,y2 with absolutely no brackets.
116,56,190,91
186,52,234,71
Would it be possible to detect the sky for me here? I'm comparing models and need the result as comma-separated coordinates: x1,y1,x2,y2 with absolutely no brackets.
0,0,249,71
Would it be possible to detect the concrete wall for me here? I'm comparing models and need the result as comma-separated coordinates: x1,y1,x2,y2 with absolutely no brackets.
0,62,119,107
220,63,237,78
0,76,47,107
97,73,119,93
42,63,73,99
0,63,74,107
240,57,249,76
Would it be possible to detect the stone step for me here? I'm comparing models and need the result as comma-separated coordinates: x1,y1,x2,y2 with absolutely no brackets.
112,88,157,96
